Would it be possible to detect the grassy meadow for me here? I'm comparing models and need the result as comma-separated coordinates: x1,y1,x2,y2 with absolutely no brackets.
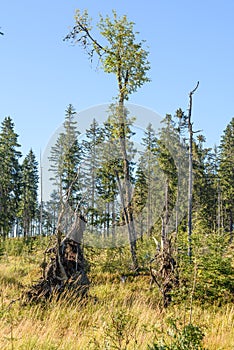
0,237,233,350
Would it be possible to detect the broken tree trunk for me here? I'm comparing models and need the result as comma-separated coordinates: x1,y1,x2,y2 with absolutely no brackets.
187,81,199,261
150,238,178,307
24,212,90,302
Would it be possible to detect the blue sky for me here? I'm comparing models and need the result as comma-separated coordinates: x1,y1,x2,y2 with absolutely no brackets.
1,0,234,160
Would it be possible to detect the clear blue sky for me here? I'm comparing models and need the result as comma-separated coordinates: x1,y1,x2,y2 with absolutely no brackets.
1,0,234,160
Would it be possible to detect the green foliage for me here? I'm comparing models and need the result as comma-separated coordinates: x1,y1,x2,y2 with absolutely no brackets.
18,149,39,236
0,236,49,257
192,137,217,232
218,117,234,234
66,9,150,101
0,117,22,238
148,321,205,350
89,308,138,350
82,119,105,230
194,233,234,304
175,231,234,305
98,10,150,99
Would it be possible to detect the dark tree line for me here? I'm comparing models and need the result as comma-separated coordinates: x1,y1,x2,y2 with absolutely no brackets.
0,117,38,239
0,104,233,263
46,102,234,259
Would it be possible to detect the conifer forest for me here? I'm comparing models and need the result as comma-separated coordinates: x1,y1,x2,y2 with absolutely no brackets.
0,8,233,350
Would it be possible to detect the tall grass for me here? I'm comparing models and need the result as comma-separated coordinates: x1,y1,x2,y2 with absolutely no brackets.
0,238,233,349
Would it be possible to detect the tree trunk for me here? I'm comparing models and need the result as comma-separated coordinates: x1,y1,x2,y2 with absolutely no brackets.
187,82,199,261
116,101,138,270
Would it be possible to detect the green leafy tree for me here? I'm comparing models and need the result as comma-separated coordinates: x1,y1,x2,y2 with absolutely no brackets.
0,117,22,238
65,10,150,269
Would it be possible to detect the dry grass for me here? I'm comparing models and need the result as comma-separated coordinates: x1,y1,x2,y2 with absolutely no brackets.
0,250,234,349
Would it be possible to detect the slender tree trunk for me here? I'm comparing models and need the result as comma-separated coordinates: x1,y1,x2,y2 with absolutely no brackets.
161,178,169,250
229,209,233,242
111,201,116,239
91,165,95,233
147,154,152,235
187,82,199,261
188,122,193,260
217,181,221,232
115,170,135,240
118,101,138,270
106,201,110,237
175,119,182,238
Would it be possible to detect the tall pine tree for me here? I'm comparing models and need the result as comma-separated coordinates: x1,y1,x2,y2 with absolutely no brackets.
49,105,82,211
18,149,39,237
0,117,22,238
219,117,234,239
82,119,104,231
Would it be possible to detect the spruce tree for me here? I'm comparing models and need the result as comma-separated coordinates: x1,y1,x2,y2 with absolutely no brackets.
139,123,159,235
62,104,82,208
192,136,217,233
43,190,60,235
0,117,22,238
82,119,104,231
132,162,148,239
49,105,82,211
219,118,234,239
49,132,65,200
156,114,178,248
18,149,39,237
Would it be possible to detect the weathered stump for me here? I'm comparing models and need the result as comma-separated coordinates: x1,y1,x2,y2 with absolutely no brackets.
24,237,89,302
150,241,178,307
25,211,89,302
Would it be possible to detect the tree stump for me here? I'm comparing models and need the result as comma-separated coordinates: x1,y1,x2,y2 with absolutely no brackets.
150,241,178,307
24,213,90,302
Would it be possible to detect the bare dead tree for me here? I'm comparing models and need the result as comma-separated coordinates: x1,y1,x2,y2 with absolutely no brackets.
187,81,199,261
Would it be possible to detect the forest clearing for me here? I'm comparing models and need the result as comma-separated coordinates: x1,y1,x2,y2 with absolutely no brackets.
1,3,234,350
